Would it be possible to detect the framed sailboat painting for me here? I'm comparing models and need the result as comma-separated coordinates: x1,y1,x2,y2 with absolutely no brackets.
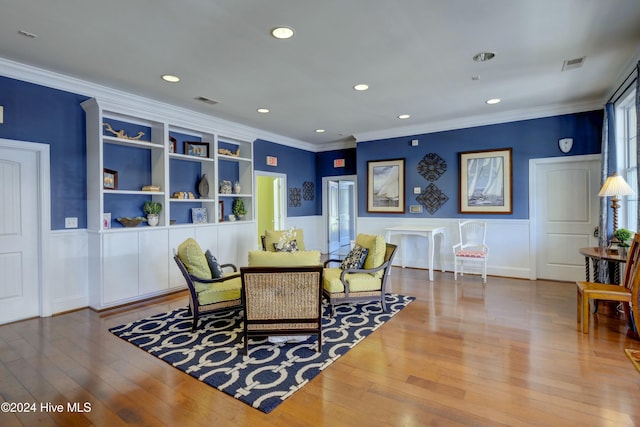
367,158,405,213
459,148,512,214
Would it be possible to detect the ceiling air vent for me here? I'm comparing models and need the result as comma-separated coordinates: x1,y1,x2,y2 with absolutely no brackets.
562,56,585,71
195,96,219,105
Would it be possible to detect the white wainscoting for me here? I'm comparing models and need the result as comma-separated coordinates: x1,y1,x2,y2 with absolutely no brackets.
284,216,323,252
357,217,532,280
49,230,89,313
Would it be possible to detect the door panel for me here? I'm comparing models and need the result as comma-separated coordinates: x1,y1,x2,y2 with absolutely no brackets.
535,159,599,281
328,180,340,253
338,182,352,246
0,148,39,323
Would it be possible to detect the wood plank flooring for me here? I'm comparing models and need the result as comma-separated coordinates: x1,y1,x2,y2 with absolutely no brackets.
2,268,640,426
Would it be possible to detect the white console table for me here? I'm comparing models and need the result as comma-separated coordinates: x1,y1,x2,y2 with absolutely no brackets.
385,225,447,281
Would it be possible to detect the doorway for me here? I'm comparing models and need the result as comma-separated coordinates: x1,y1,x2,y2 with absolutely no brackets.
255,171,286,247
0,138,51,324
323,175,357,256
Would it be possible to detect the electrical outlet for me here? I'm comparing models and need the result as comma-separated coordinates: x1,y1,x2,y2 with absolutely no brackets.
413,186,421,194
411,139,419,146
65,217,78,228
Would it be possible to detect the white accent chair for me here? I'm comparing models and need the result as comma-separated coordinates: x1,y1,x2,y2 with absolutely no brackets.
453,220,489,283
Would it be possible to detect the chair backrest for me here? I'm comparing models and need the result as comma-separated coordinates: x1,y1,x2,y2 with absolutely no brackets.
623,233,640,292
458,220,487,250
240,266,323,322
173,255,200,308
262,228,306,252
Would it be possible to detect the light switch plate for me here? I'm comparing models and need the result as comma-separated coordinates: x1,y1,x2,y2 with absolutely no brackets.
413,186,421,194
0,106,4,124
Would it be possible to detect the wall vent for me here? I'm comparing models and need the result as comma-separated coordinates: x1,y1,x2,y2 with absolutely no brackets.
195,96,219,105
562,56,586,71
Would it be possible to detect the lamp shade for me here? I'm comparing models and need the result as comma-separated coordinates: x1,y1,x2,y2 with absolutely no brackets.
598,172,634,197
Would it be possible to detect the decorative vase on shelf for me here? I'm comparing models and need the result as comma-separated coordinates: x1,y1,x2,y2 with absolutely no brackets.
234,181,241,194
146,214,159,227
198,174,209,198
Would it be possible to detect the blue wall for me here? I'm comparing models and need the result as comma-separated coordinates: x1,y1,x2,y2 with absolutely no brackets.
0,76,89,229
0,74,604,228
357,110,603,219
254,139,318,217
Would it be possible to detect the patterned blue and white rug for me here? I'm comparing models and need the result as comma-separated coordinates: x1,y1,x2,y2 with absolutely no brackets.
109,293,414,413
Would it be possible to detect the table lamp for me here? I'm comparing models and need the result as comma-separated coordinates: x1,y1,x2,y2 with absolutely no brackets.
598,172,634,234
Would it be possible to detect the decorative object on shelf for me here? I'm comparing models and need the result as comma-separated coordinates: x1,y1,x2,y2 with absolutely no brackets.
416,183,448,214
218,201,224,222
228,214,236,221
103,213,111,229
367,158,405,213
141,185,160,192
198,174,210,198
169,136,176,153
234,181,241,194
184,141,209,158
218,147,240,156
303,181,314,200
103,168,118,190
232,198,246,220
171,191,196,199
103,122,145,141
459,148,512,214
219,180,232,194
143,201,162,227
170,219,176,225
289,187,302,207
191,207,208,224
116,217,146,227
418,153,446,182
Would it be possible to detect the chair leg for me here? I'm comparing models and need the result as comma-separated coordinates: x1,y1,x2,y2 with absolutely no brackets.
482,259,487,283
191,311,199,332
582,294,590,334
380,296,387,313
576,289,582,331
454,258,458,280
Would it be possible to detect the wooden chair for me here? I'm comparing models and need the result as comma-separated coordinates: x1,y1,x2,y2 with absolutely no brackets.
240,265,323,355
453,220,489,283
323,241,397,315
174,255,242,332
261,228,306,251
576,233,640,334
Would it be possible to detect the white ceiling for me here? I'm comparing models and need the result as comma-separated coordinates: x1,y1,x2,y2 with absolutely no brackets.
1,0,640,149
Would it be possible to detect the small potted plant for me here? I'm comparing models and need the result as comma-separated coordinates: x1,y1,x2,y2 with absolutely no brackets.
614,228,633,255
232,198,246,220
143,201,162,226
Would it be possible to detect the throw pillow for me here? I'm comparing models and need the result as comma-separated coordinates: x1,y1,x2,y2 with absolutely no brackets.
274,240,299,252
204,250,224,278
340,245,369,270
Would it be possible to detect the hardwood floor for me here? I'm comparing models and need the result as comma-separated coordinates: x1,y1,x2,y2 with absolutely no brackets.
2,268,640,426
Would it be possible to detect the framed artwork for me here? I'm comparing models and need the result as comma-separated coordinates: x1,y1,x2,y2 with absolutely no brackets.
184,141,209,158
103,168,118,190
103,212,111,229
191,207,208,224
459,148,512,214
367,158,405,213
169,136,176,153
218,201,224,222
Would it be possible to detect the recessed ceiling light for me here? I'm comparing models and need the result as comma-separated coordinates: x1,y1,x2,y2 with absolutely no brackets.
486,98,501,104
398,114,411,119
353,84,369,91
161,74,180,83
473,52,496,62
257,108,270,113
315,129,325,133
271,27,294,39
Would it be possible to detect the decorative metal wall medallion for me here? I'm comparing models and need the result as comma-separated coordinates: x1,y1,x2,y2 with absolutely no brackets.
289,187,302,207
418,153,447,181
416,183,448,214
303,181,314,200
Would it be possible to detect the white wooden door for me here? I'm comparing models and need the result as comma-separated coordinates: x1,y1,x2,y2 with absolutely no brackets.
0,146,40,323
338,181,352,246
328,180,340,253
532,156,600,281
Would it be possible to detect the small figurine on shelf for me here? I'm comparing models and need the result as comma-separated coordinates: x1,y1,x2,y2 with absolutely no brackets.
220,180,232,194
234,181,241,194
232,198,246,220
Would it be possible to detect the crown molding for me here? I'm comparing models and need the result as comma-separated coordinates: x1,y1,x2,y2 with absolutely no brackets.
0,57,316,150
353,100,603,143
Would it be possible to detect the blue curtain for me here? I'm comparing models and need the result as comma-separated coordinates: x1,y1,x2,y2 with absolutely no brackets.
598,104,615,282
